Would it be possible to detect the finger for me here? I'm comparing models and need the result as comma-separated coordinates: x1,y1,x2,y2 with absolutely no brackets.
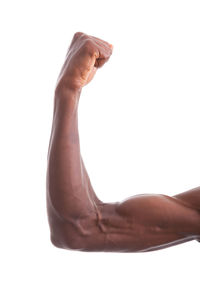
93,39,113,55
94,56,110,68
89,34,113,49
70,32,84,45
93,41,112,68
93,39,112,57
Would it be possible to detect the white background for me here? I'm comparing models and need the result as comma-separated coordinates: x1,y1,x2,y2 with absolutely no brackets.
0,0,200,299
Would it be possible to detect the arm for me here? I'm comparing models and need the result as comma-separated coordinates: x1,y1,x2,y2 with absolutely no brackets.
46,32,200,252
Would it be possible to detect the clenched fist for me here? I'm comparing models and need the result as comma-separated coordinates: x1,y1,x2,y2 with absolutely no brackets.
56,32,113,92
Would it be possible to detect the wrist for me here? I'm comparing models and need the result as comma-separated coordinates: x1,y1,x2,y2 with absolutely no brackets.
55,79,82,100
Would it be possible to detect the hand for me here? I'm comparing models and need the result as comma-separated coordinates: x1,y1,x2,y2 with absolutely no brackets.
56,32,113,92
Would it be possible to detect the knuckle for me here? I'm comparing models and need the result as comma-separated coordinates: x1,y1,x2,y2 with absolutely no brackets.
83,38,92,46
82,39,95,55
74,31,84,39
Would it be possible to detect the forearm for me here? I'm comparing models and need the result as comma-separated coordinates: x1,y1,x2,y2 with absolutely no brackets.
47,87,98,218
48,90,79,201
49,89,81,184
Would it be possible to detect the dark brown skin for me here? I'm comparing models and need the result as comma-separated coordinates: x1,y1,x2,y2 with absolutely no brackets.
46,32,200,252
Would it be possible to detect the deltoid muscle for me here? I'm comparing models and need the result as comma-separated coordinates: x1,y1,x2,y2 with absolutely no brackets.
46,32,200,252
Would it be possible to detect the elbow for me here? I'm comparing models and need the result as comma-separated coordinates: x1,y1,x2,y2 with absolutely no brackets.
49,217,105,252
47,200,104,252
48,211,99,252
50,232,87,251
47,200,88,251
49,218,90,251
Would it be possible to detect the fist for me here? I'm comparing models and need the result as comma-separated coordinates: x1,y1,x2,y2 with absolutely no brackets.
56,32,113,91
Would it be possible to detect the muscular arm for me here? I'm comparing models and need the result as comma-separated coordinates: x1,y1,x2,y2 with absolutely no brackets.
46,32,200,252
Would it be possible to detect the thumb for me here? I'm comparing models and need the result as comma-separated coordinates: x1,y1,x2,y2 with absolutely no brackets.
94,44,113,68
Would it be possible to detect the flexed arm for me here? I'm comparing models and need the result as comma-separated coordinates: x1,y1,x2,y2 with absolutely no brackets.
46,32,200,252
